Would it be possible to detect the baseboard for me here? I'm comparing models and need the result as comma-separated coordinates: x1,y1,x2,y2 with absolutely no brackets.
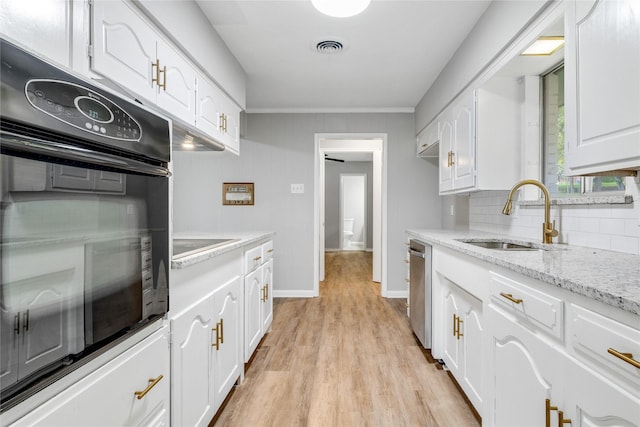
383,290,408,298
324,248,341,252
272,290,317,298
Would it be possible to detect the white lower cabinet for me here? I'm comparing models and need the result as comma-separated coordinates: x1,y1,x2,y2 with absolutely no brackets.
441,278,483,413
243,241,274,363
10,325,170,426
171,276,242,427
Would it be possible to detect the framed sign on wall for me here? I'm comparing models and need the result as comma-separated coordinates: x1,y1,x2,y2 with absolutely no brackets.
222,182,254,205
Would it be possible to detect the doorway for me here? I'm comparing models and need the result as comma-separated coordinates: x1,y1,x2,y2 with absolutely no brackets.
340,173,367,251
314,134,387,296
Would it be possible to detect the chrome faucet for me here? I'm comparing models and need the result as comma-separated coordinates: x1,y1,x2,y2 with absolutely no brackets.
502,179,559,244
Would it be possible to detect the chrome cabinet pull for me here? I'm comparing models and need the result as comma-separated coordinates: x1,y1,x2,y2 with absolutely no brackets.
608,348,640,369
134,375,164,400
500,292,523,304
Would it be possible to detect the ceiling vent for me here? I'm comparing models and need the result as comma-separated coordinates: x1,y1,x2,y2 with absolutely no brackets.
315,39,345,54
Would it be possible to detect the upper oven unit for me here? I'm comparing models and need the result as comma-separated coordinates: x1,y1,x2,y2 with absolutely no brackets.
0,38,171,174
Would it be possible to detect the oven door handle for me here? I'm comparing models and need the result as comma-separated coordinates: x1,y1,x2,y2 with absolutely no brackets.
1,132,170,177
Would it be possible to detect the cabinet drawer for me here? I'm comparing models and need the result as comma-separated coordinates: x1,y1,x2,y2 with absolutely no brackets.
569,304,640,393
244,245,263,273
489,272,564,340
262,240,274,262
12,326,170,426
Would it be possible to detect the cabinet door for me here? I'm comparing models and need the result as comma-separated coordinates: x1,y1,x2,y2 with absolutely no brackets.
212,276,242,409
244,267,262,362
452,91,476,190
442,286,461,373
488,305,563,427
459,293,483,412
91,0,156,102
221,98,241,155
417,120,439,158
171,293,216,427
565,0,640,174
12,326,170,427
563,355,640,427
261,259,273,333
196,75,224,138
155,41,197,126
0,0,71,67
0,303,19,389
439,116,454,192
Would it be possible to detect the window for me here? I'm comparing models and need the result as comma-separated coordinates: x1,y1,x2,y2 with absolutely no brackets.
542,65,625,195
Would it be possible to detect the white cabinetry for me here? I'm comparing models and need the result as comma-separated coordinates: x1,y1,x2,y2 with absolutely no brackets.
0,0,71,67
1,245,84,390
91,0,196,126
438,78,521,194
196,76,241,155
171,276,242,427
10,326,170,427
416,119,439,158
565,0,640,175
243,240,274,363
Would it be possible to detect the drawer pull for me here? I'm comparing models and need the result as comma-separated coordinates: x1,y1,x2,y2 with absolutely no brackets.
267,249,274,254
134,374,164,400
254,256,262,262
607,348,640,369
500,292,523,304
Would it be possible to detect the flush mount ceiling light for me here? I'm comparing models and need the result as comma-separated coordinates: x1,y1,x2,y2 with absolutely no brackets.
521,36,565,56
311,0,371,18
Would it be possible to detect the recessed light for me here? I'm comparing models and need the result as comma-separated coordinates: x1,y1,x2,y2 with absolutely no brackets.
311,0,370,18
521,36,564,56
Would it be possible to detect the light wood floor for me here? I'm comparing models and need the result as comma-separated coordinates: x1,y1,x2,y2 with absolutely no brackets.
212,251,480,427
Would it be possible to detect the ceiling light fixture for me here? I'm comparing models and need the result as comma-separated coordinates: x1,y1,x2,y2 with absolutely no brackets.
521,36,565,56
311,0,370,18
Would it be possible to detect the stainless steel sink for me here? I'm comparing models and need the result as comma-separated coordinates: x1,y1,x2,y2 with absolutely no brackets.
456,239,544,251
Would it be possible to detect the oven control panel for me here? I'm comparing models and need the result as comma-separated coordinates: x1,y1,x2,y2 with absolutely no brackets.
25,79,142,142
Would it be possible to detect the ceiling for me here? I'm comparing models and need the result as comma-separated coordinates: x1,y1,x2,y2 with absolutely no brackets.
196,0,492,112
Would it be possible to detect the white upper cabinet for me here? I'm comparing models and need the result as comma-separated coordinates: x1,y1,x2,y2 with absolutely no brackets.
416,119,439,158
91,0,196,126
438,79,521,194
196,76,241,155
565,0,640,175
0,0,71,67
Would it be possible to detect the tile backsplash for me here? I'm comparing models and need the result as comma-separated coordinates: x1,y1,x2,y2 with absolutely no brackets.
468,179,640,255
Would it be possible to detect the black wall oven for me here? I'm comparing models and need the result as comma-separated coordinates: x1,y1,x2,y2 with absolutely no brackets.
0,39,171,410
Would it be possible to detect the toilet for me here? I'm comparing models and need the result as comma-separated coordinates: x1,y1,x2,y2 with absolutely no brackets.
343,217,354,250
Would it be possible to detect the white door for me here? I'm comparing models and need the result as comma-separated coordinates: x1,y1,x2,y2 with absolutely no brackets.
452,91,476,190
196,76,224,138
91,0,156,102
439,118,454,192
244,268,262,362
155,41,196,126
261,259,273,333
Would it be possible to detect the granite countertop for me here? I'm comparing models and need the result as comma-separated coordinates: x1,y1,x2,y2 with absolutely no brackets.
171,231,275,269
407,229,640,316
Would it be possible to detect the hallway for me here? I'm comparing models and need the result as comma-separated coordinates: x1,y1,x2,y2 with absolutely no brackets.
213,252,480,426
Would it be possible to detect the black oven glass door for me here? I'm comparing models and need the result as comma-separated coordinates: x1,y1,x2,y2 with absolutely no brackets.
0,152,169,406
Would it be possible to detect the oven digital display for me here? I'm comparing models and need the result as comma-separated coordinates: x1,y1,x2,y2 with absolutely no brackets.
76,97,113,123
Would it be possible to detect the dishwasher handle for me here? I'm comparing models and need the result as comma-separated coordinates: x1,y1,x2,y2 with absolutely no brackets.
408,249,425,259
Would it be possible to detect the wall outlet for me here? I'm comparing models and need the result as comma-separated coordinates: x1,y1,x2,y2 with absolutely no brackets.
291,184,304,194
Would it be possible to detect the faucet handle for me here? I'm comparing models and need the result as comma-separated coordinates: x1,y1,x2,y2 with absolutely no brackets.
546,220,559,240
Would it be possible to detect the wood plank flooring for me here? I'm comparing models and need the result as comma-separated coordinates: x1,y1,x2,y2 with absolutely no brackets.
212,251,480,426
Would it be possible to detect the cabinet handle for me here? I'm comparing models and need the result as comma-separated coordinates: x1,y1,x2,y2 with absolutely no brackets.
453,314,457,337
404,302,409,308
152,59,161,88
500,292,523,304
212,319,223,350
134,375,164,400
558,411,572,426
265,283,269,300
450,151,455,166
161,65,167,90
607,348,640,369
404,278,410,283
219,318,224,345
404,259,410,264
421,143,427,148
14,313,20,335
267,249,274,254
219,113,225,132
545,399,558,427
456,316,463,339
254,256,262,262
447,151,451,167
23,310,29,332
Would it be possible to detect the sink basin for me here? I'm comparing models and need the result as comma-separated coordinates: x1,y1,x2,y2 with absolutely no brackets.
456,239,545,251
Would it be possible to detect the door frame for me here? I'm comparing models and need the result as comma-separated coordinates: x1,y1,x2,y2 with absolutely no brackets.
314,134,387,296
340,173,367,251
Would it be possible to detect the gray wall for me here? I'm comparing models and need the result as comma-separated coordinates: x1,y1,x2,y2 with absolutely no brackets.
172,113,442,296
415,0,551,133
324,161,374,250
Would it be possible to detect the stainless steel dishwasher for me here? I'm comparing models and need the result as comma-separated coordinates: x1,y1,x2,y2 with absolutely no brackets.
409,239,432,349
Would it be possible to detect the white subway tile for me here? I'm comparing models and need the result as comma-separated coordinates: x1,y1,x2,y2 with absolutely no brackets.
599,217,626,235
578,217,600,233
587,233,611,251
566,231,590,247
624,219,640,237
610,235,639,255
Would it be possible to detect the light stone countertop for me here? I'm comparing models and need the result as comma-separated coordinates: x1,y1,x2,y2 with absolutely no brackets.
407,229,640,316
170,231,275,269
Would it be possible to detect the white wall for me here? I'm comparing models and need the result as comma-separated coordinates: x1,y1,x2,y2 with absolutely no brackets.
468,179,640,255
172,113,442,295
324,162,373,250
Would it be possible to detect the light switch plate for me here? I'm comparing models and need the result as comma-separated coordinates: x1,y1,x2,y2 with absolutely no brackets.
291,184,304,194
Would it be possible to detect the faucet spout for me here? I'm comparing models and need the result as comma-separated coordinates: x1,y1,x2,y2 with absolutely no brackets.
502,179,558,244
